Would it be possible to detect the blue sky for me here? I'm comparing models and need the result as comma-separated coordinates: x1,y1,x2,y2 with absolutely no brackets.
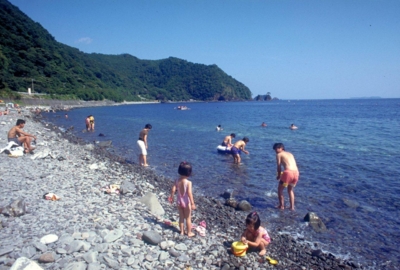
8,0,400,99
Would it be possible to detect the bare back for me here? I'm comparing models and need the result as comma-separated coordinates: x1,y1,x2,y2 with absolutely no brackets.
233,140,246,149
277,151,298,171
223,135,232,145
8,126,21,138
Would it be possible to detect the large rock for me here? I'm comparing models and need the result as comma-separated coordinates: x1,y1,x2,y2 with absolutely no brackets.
221,189,235,199
1,199,27,217
225,198,238,208
304,212,327,233
237,200,252,211
120,180,136,195
140,192,165,217
103,230,123,243
10,257,44,270
142,231,162,245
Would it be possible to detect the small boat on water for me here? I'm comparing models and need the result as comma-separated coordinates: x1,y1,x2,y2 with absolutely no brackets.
176,105,189,110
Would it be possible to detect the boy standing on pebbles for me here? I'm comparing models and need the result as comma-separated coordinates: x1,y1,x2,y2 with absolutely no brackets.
273,143,299,211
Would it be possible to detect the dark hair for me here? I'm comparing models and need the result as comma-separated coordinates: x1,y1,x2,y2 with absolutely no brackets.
16,119,25,125
178,161,192,177
230,133,236,138
218,125,221,127
243,137,249,143
273,143,285,150
246,212,261,230
145,124,152,129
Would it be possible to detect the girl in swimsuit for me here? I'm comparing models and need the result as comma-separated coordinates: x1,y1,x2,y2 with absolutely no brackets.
168,162,196,237
241,212,271,256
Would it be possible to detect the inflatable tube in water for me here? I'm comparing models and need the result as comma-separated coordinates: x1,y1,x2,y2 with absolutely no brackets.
217,145,231,154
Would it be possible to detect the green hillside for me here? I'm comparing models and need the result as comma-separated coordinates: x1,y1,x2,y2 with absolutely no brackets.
0,0,252,102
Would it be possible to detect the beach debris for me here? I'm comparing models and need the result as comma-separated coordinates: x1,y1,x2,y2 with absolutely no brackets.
1,198,27,217
31,149,51,160
195,220,207,237
43,193,60,201
140,192,165,217
304,212,327,233
100,184,120,194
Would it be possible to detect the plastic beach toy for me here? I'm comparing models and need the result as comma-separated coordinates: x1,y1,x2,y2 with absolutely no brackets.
231,241,248,257
266,256,278,265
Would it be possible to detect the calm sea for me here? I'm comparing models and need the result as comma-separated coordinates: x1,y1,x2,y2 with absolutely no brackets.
44,99,400,267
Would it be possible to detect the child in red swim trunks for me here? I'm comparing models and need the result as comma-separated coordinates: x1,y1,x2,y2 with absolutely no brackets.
273,143,300,210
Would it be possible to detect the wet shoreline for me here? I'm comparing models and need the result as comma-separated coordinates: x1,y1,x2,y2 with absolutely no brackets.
27,111,372,269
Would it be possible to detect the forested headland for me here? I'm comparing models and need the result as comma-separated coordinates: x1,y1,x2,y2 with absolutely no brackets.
0,0,252,102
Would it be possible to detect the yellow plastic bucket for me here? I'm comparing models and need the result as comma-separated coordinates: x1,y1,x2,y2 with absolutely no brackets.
231,241,248,257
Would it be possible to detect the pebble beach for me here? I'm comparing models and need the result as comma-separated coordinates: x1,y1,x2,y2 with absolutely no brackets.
0,107,370,270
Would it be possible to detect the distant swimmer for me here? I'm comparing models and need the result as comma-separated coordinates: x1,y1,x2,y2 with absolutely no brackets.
221,133,235,147
216,125,223,131
231,137,249,164
273,143,299,211
261,122,267,127
89,115,95,131
290,124,298,130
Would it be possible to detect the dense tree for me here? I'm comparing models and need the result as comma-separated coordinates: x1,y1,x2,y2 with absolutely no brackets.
0,0,252,102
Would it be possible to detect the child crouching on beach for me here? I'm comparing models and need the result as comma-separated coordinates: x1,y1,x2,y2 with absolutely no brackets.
241,212,271,256
168,162,196,237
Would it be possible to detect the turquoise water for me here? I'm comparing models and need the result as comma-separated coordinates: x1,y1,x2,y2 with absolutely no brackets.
45,99,400,267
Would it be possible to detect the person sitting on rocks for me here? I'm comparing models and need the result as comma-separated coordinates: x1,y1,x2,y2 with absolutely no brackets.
241,212,270,256
7,119,37,153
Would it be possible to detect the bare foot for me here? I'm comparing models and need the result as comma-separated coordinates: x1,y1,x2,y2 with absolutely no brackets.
143,164,149,167
187,232,195,238
259,249,266,256
276,205,284,210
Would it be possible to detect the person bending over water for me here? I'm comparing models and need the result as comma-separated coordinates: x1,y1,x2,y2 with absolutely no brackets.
290,123,298,130
137,124,152,167
273,143,299,210
221,133,235,147
168,162,196,237
241,212,270,256
231,137,249,164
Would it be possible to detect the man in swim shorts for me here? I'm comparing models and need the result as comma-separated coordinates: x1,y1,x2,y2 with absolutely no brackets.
137,124,152,167
221,133,235,147
8,119,37,153
273,143,299,210
231,137,249,164
89,115,95,131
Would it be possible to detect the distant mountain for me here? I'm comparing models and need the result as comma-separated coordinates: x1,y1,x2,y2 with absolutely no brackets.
0,0,252,102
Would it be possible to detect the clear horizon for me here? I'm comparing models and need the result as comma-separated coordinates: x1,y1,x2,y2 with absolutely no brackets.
8,0,400,99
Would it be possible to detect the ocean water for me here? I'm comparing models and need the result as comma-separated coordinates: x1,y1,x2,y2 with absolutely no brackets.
43,99,400,267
